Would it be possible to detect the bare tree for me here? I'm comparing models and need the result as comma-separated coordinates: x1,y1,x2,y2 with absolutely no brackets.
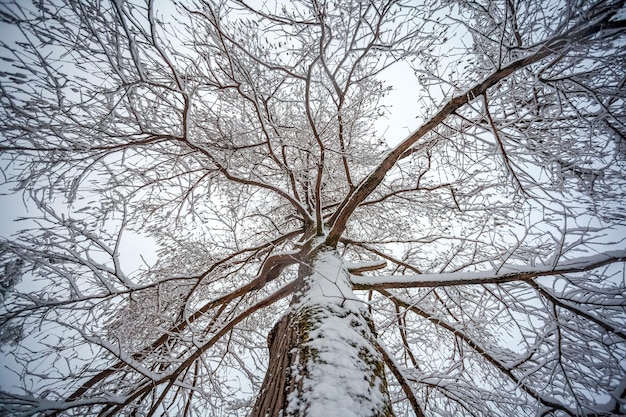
0,0,625,416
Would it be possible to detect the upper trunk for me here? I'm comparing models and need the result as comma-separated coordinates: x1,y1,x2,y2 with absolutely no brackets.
250,247,395,417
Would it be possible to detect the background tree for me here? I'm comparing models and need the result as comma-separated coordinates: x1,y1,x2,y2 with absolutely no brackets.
0,0,625,416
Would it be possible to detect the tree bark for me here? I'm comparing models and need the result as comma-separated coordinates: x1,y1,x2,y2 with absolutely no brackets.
250,248,395,417
249,313,298,416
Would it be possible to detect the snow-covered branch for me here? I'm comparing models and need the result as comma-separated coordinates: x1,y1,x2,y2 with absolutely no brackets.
352,249,626,289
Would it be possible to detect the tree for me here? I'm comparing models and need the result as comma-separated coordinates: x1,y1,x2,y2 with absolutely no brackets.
0,0,625,415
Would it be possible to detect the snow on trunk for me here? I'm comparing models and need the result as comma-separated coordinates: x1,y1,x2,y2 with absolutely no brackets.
251,248,394,417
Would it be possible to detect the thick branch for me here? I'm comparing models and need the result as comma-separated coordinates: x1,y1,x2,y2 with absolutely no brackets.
325,10,626,246
48,281,297,417
351,249,626,290
375,341,426,417
56,247,300,409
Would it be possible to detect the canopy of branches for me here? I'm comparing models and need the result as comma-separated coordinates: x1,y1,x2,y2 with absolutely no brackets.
0,0,625,416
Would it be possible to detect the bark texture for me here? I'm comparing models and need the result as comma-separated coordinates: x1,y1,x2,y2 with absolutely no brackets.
250,249,395,417
250,314,299,417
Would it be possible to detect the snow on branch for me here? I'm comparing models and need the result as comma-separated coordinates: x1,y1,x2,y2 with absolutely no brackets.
351,249,626,290
345,260,387,275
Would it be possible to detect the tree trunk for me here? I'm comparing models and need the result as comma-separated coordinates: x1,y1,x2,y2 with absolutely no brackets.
250,247,395,417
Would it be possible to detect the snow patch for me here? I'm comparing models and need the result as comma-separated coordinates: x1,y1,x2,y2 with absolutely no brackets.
288,250,389,417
